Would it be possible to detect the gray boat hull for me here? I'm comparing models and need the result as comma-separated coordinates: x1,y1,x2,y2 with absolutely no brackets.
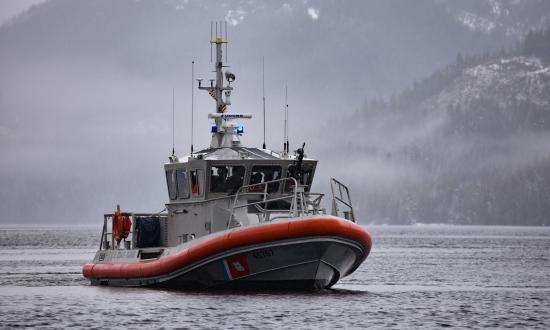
91,237,365,291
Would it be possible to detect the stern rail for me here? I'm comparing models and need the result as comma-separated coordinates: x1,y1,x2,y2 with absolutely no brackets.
100,212,168,250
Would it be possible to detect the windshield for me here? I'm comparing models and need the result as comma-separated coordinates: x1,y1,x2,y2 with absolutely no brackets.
210,165,246,194
285,162,315,192
249,165,282,193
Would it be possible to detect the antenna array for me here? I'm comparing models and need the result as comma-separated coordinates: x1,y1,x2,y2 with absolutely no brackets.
211,21,228,64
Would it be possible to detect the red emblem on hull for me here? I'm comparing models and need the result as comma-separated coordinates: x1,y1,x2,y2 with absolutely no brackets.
223,254,250,280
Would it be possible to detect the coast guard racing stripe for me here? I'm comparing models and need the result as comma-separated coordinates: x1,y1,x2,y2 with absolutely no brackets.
221,254,250,280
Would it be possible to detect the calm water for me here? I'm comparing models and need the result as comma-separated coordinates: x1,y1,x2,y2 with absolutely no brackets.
0,224,548,329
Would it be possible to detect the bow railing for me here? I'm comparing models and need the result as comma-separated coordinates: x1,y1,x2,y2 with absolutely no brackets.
227,177,325,228
330,178,356,222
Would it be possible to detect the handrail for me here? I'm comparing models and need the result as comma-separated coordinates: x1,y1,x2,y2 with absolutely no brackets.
98,178,355,249
100,212,168,250
330,178,355,222
228,177,297,228
227,177,326,228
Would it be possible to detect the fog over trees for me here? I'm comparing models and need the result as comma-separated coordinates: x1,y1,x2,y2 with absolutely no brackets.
323,28,550,225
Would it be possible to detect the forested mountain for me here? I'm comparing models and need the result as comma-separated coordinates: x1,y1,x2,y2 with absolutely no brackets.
324,28,550,225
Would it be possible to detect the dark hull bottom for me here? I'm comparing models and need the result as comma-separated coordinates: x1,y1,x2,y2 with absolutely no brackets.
156,279,331,291
156,258,339,291
92,237,365,291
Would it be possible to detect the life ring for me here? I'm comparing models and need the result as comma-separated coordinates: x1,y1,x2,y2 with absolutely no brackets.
113,206,131,243
122,215,131,239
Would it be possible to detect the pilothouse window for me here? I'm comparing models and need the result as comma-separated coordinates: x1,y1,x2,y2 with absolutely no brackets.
210,165,245,194
176,169,189,199
166,170,177,200
249,166,282,193
190,169,204,197
285,163,315,192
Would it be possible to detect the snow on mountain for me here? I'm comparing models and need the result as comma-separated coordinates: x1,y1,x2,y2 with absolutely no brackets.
440,0,550,36
432,56,550,111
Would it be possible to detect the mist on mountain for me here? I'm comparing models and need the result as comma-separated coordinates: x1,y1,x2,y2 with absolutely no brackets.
323,28,550,225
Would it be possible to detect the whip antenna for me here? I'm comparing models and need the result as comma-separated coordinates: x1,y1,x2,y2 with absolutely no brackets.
286,85,289,153
191,60,195,154
210,22,213,63
262,56,266,149
284,84,289,154
172,87,175,156
225,21,228,63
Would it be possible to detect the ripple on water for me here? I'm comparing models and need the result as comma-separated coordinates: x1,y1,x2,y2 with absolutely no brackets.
0,225,548,329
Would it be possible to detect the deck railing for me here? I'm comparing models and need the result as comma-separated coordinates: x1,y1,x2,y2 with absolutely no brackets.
99,212,168,250
98,178,356,248
227,177,325,228
330,178,356,223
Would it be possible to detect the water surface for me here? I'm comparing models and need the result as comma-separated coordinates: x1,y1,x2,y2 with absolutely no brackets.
1,224,548,329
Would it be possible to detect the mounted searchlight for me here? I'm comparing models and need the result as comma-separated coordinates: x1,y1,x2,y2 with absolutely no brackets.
225,71,235,83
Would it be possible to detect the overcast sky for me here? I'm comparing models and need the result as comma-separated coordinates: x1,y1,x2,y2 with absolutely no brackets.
1,0,548,223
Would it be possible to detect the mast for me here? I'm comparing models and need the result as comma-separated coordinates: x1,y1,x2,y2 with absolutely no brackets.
198,22,251,149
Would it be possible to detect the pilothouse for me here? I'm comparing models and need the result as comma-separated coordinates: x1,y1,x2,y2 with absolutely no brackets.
83,24,372,290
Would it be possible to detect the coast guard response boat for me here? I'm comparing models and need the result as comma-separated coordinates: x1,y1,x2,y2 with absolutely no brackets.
83,27,372,290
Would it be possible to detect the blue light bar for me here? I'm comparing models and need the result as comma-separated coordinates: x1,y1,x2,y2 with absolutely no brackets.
236,126,244,134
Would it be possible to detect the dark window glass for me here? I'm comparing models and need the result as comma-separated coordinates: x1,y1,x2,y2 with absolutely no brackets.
285,163,315,192
176,169,189,199
249,166,282,193
166,170,177,200
210,165,245,194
